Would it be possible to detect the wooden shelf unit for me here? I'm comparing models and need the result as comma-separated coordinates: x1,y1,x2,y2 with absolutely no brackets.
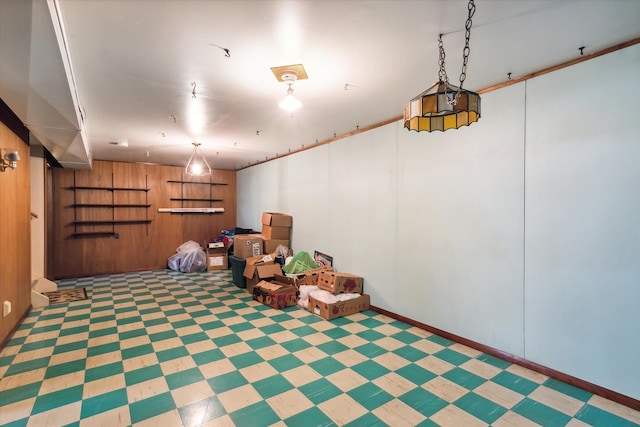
165,177,226,214
68,172,152,238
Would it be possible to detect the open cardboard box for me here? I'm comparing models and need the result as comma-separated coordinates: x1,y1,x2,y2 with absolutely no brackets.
289,265,334,287
243,253,281,293
253,275,298,309
263,238,290,254
261,212,293,228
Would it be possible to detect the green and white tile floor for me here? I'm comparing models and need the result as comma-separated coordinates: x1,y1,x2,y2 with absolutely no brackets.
1,270,639,426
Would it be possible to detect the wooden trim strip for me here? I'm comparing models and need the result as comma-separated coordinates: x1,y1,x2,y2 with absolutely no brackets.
370,304,640,411
236,116,402,171
478,37,640,95
237,37,640,172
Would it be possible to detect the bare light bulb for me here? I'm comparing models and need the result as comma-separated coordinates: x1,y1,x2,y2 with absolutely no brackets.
279,93,302,112
189,162,203,175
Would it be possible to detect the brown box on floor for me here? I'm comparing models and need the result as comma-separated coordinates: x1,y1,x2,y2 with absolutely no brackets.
317,271,363,294
233,234,263,259
308,294,370,320
253,276,298,309
206,246,228,271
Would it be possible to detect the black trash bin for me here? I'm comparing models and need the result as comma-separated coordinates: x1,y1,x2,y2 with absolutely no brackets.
229,255,247,289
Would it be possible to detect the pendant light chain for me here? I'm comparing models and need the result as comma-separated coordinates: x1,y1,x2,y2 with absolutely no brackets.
437,35,449,89
439,0,476,106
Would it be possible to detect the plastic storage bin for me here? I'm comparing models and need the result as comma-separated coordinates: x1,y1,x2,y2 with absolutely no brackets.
229,255,247,288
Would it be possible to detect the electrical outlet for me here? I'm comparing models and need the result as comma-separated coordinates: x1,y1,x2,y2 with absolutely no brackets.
2,301,11,317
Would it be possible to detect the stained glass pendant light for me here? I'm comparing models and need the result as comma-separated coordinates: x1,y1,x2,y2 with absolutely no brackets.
404,0,480,132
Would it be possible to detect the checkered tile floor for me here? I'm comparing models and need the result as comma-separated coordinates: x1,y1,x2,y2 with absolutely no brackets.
1,270,639,426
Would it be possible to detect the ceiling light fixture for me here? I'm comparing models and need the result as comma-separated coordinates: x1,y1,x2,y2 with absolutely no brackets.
278,73,302,112
185,142,211,176
271,64,308,113
404,0,480,132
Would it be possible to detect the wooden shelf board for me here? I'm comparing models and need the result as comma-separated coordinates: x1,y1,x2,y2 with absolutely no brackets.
70,204,152,208
71,232,116,238
169,198,224,202
68,186,150,192
72,220,152,225
167,180,228,186
157,207,225,214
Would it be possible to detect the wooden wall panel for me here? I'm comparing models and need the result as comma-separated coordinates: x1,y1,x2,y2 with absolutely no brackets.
111,162,152,272
51,160,236,278
53,161,115,277
148,166,185,264
0,123,31,344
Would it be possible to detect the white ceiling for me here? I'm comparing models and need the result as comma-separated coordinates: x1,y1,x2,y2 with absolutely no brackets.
1,0,639,170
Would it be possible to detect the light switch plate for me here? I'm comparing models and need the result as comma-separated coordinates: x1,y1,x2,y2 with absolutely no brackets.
2,301,11,317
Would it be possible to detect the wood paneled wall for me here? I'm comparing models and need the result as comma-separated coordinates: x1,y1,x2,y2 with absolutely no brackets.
0,122,31,345
52,160,236,278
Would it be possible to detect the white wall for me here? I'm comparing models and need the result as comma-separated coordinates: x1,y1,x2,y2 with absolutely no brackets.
524,45,640,397
30,156,45,279
397,83,526,356
237,44,640,399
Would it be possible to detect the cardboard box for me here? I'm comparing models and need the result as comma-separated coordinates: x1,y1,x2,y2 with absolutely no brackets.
261,225,291,240
206,247,228,271
253,277,299,309
243,254,281,293
292,265,334,287
233,234,263,259
262,212,293,228
243,253,276,272
263,238,290,253
308,294,370,320
317,271,364,294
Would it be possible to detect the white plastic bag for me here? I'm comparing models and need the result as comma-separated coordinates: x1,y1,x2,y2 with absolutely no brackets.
168,241,207,273
180,247,207,273
177,240,201,253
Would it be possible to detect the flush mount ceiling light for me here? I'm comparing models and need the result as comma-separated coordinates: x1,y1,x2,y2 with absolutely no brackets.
185,142,211,176
271,64,308,113
404,0,480,132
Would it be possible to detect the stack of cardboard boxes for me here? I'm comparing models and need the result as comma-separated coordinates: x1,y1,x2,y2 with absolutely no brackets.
309,271,370,320
232,211,370,319
261,212,292,253
232,212,292,260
